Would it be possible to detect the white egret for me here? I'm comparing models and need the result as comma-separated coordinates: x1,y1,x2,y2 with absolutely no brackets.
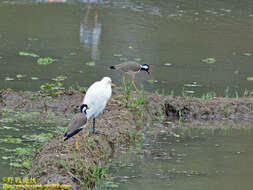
83,77,115,134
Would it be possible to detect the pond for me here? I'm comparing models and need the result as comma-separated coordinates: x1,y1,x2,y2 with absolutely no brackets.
0,121,63,182
0,0,253,96
107,122,253,190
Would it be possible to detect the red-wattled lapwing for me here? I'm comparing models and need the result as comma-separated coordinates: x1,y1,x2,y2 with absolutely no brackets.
109,61,150,92
64,104,88,150
83,77,116,134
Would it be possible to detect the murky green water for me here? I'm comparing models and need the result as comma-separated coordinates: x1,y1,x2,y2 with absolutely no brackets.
1,0,253,96
107,125,253,190
0,121,63,181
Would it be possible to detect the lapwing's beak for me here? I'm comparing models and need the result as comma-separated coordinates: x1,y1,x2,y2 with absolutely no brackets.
110,82,116,87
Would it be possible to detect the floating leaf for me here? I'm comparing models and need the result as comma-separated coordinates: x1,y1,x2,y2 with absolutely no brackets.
110,184,119,188
134,58,142,62
52,75,67,82
37,57,54,65
164,63,172,66
69,52,77,56
2,156,10,160
184,82,201,87
148,79,158,84
247,77,253,81
5,77,14,81
27,37,38,41
5,137,21,143
202,57,216,64
184,90,195,94
31,77,39,80
16,147,33,156
16,74,25,79
19,51,39,58
243,53,251,56
10,162,22,167
113,54,122,57
119,57,128,61
86,61,96,66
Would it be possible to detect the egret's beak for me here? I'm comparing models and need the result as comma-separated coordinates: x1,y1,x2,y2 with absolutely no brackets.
110,82,116,87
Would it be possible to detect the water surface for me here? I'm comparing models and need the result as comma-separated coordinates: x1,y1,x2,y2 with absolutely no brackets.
0,0,253,96
108,124,253,190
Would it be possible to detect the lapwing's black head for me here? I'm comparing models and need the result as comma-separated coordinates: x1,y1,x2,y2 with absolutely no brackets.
80,104,89,114
140,64,150,74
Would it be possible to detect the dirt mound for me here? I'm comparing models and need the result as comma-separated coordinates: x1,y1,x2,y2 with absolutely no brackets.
147,94,253,121
1,88,253,189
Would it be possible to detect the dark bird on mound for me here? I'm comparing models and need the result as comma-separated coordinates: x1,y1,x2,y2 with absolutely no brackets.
109,61,150,92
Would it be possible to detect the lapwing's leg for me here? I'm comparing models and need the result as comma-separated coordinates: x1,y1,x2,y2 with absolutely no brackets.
123,73,127,90
131,75,139,92
75,134,79,150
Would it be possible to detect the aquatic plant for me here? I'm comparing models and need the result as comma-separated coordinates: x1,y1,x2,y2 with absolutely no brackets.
19,51,39,58
36,133,53,143
4,137,22,144
2,108,13,116
37,57,54,65
16,74,25,79
86,61,96,66
224,106,231,118
40,81,63,97
52,75,67,82
202,57,216,64
31,77,39,80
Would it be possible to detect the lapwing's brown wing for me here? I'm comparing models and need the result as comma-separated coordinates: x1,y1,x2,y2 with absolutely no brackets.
115,61,140,73
64,113,87,140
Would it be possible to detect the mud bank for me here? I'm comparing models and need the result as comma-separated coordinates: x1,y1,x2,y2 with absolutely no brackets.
1,88,253,123
1,88,253,189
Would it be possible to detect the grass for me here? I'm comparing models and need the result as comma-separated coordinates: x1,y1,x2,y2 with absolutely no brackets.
40,81,63,97
125,85,146,129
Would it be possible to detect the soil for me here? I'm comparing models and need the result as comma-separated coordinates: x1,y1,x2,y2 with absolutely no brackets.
1,88,253,189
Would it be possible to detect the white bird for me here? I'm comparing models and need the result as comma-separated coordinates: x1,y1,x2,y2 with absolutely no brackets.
64,104,89,150
83,76,116,134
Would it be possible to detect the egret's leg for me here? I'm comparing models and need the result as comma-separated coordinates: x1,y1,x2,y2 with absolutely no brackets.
75,134,79,150
123,73,127,90
131,75,139,92
92,118,100,135
92,118,96,134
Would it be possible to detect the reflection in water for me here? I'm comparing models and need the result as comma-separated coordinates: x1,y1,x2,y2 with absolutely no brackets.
80,0,101,60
